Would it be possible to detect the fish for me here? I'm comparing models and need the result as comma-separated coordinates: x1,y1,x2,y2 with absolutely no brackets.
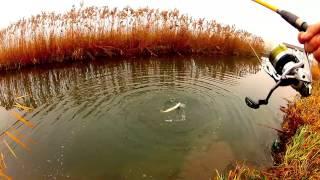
161,102,183,113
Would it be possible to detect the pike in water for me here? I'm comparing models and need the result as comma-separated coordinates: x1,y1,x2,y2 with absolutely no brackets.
161,102,185,113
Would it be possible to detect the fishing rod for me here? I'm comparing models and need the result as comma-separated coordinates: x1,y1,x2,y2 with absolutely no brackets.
252,0,308,32
245,0,312,109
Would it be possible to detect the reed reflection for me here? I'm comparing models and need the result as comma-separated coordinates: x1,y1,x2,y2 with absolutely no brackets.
0,57,259,110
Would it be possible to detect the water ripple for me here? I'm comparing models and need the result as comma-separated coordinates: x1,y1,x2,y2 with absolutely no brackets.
0,57,295,179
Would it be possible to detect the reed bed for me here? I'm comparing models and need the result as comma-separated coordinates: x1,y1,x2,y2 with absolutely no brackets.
0,5,264,70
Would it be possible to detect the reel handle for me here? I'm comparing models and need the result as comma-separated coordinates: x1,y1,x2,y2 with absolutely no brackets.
245,80,281,109
245,97,260,109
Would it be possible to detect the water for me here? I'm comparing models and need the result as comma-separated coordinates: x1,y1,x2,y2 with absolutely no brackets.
0,57,296,179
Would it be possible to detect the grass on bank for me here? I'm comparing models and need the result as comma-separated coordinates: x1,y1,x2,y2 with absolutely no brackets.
216,80,320,179
281,80,320,135
0,5,264,70
215,164,266,179
216,126,320,179
268,126,320,178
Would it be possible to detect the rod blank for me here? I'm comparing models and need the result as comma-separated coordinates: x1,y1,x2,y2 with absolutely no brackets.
252,0,308,32
252,0,279,12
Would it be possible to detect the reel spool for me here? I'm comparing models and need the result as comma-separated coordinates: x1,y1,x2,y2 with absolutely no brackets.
245,43,312,109
269,44,298,75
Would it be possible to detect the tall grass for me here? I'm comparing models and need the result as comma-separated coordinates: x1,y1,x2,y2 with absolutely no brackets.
0,5,264,70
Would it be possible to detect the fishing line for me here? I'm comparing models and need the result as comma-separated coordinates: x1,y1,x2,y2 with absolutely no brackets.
248,43,262,64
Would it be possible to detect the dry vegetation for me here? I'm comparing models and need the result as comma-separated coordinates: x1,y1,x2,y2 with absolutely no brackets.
0,5,264,70
280,80,320,138
267,126,320,179
215,163,266,179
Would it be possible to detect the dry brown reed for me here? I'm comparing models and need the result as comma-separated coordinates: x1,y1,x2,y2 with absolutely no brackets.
281,81,320,134
0,6,264,70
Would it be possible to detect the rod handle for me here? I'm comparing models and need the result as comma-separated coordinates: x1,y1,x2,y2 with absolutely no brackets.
278,10,308,32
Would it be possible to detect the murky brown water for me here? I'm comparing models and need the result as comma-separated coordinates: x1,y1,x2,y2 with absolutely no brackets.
0,57,296,179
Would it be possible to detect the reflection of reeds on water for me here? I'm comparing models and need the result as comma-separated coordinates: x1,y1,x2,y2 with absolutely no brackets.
0,6,264,70
0,152,11,180
0,57,259,110
0,96,34,179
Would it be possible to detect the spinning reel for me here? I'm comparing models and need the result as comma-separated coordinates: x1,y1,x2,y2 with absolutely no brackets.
245,44,312,109
246,0,312,109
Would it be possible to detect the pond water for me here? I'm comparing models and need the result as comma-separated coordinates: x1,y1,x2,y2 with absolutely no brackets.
0,57,296,179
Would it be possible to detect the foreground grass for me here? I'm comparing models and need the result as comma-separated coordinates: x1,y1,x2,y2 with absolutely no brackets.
217,126,320,179
217,80,320,179
267,126,320,178
0,5,264,70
